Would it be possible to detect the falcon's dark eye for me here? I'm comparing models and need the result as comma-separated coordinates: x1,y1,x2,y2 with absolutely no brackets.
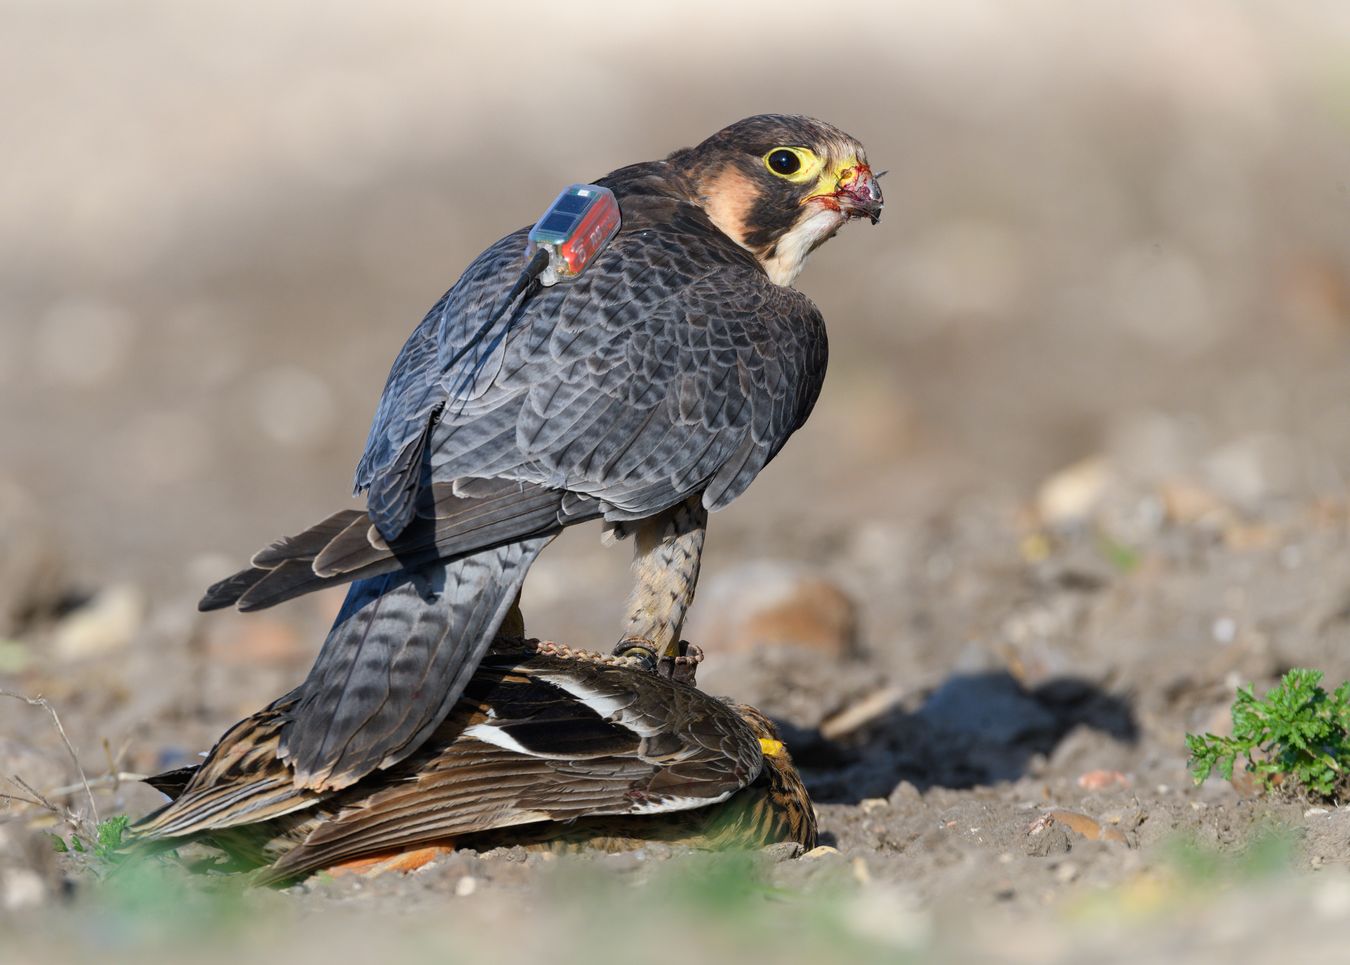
766,149,802,176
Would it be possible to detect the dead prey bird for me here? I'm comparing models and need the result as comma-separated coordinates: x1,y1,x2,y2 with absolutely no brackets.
131,642,815,885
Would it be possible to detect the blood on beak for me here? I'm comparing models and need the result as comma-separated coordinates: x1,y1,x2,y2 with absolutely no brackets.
834,164,883,224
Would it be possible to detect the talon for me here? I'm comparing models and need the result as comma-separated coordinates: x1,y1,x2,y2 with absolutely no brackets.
667,641,703,686
611,637,659,672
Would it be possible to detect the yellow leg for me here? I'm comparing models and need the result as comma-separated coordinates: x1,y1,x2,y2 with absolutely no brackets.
618,495,707,660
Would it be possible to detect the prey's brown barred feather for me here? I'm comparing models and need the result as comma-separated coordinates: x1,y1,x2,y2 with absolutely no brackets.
130,642,816,884
198,114,881,792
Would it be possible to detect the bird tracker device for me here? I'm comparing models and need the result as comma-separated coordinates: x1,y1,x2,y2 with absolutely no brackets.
526,184,621,286
446,183,622,403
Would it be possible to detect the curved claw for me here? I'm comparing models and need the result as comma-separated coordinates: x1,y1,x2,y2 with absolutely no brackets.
611,638,703,685
611,637,660,673
667,642,703,687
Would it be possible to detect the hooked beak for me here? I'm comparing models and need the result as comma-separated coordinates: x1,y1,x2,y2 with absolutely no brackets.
834,163,883,224
804,162,884,225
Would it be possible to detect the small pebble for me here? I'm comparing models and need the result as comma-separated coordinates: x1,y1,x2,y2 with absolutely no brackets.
684,562,859,658
761,842,804,862
1077,770,1130,791
1025,822,1072,857
1,869,47,911
51,584,144,660
1036,457,1112,526
1033,809,1130,845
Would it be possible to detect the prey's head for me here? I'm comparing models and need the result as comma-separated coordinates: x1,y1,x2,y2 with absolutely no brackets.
729,700,818,849
672,114,882,287
730,702,792,762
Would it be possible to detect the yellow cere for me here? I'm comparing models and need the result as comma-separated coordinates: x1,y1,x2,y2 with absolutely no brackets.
783,154,864,209
758,737,786,758
810,156,864,195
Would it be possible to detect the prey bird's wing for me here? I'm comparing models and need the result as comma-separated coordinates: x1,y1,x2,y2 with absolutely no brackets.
356,193,828,542
256,654,765,883
137,653,768,883
132,689,320,838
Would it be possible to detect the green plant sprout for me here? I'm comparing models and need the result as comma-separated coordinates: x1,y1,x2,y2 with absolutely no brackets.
52,814,130,866
1187,668,1350,801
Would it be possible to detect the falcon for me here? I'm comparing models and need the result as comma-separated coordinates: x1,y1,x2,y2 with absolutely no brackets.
200,114,882,792
131,641,816,884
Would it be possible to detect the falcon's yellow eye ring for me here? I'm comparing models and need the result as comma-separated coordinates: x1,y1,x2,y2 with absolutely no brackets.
763,146,823,184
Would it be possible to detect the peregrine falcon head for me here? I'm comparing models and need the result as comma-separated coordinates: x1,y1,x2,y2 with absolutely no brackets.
671,114,883,287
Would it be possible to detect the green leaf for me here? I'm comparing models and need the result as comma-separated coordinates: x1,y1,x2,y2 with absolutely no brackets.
95,815,130,860
1186,668,1350,802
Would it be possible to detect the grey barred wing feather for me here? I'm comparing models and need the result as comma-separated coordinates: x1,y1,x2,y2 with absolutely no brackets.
356,199,828,539
198,479,593,613
355,230,536,540
280,536,553,790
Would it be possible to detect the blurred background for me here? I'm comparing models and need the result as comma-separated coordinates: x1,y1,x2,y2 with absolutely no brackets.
4,1,1350,959
7,0,1350,679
